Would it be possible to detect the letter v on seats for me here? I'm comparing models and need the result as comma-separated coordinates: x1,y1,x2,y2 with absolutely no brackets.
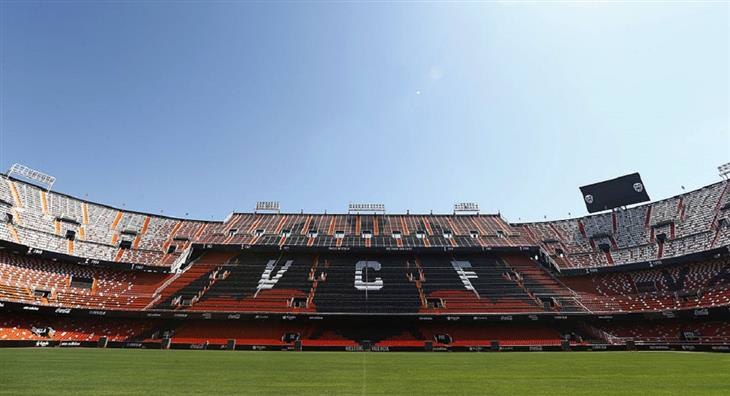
255,259,293,295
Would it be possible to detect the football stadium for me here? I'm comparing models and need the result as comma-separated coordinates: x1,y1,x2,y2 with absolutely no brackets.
2,2,730,395
1,166,730,393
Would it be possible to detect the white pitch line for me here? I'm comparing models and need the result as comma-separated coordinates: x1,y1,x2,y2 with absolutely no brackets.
361,351,367,395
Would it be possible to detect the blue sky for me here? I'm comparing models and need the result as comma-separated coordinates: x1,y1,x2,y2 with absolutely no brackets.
0,2,727,222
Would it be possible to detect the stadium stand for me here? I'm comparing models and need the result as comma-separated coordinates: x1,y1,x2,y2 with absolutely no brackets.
2,173,729,272
0,251,167,310
521,180,730,270
97,317,571,348
563,258,730,313
0,313,157,342
595,320,730,344
2,247,728,316
0,173,729,351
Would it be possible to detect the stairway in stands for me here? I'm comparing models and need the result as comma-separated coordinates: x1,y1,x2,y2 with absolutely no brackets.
501,254,587,313
154,251,238,309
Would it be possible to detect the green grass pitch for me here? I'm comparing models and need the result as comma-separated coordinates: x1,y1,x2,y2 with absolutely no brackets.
1,349,729,395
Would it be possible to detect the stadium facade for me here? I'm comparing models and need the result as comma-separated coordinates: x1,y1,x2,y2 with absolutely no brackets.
1,172,729,352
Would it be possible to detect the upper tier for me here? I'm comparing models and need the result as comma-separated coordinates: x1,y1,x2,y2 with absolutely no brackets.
1,174,728,270
519,180,730,270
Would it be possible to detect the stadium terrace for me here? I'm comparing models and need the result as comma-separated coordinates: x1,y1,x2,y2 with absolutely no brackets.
1,172,729,352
